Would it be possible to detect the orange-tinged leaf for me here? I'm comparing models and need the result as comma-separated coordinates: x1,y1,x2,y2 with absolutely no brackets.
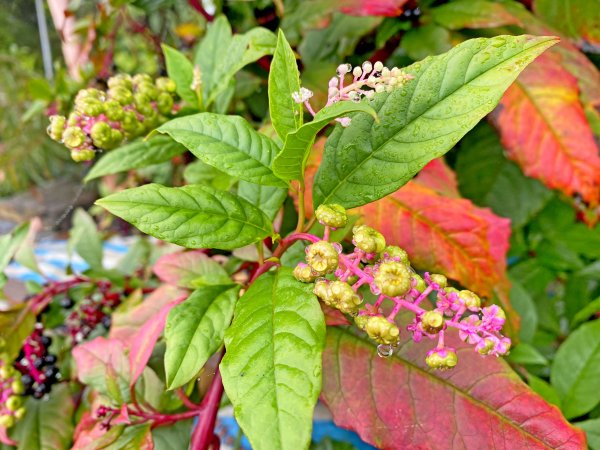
322,326,587,449
491,52,600,205
338,0,409,16
413,158,460,198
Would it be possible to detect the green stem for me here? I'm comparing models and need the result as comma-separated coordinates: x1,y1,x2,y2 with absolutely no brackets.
296,181,306,233
256,242,265,265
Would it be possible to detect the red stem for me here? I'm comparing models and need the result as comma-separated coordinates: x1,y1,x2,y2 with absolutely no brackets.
190,367,225,450
188,0,214,22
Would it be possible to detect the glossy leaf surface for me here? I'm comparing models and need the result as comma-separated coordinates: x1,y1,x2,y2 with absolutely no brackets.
153,251,231,288
491,52,600,204
238,181,287,221
431,0,523,29
157,113,286,187
534,0,600,45
273,101,377,182
164,285,239,389
96,183,273,250
162,44,197,106
322,327,586,449
221,268,326,450
85,136,186,182
269,29,303,140
313,35,557,209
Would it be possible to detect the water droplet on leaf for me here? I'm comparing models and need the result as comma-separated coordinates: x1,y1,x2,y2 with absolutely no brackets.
377,344,394,358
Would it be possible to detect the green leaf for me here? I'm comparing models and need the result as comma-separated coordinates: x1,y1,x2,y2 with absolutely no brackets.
527,374,562,408
507,343,548,366
152,419,193,450
238,181,287,221
273,101,378,182
84,136,186,182
430,0,523,30
508,277,538,343
164,285,239,389
157,113,286,187
313,35,558,209
104,423,152,450
183,160,236,190
455,123,553,228
269,29,302,141
162,44,197,106
401,24,452,61
96,183,273,250
0,307,35,361
8,383,74,450
0,222,30,274
572,297,600,329
551,319,600,418
221,268,326,450
575,418,600,450
68,208,103,271
154,251,232,288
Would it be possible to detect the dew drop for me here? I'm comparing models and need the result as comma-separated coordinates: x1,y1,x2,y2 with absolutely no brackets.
377,344,394,358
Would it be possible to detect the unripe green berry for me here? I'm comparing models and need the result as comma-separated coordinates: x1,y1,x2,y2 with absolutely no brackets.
47,115,66,141
306,241,339,275
430,274,447,289
374,261,411,297
108,86,134,105
104,99,124,121
353,225,386,253
0,365,14,379
90,121,112,145
108,74,133,90
459,290,481,311
354,315,369,330
421,310,444,334
328,281,362,315
14,407,26,421
477,338,496,355
76,97,104,117
121,111,139,132
11,380,24,395
70,149,95,162
293,264,317,283
157,92,174,115
63,127,86,149
426,349,457,370
0,414,14,428
315,204,348,229
365,316,400,345
413,274,426,293
156,77,177,93
75,88,103,103
133,73,153,86
66,113,79,126
137,82,159,100
5,396,21,411
313,280,329,301
134,92,153,115
381,246,409,265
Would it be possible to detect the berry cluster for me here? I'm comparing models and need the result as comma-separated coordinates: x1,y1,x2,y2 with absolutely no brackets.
14,325,60,399
293,204,511,370
47,74,178,161
0,343,25,430
292,61,413,127
62,282,120,344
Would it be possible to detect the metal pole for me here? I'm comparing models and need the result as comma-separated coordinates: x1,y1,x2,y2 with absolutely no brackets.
35,0,54,81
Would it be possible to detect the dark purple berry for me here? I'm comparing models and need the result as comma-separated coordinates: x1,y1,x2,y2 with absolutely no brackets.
44,354,57,365
101,316,112,329
40,335,52,347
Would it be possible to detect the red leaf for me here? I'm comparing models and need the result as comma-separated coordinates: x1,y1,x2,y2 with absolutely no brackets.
110,285,185,341
413,158,460,198
129,294,187,387
338,0,409,16
153,250,229,288
322,327,587,449
322,304,351,326
491,52,600,205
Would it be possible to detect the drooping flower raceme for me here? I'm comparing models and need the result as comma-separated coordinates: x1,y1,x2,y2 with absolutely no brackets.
293,204,511,370
292,61,414,127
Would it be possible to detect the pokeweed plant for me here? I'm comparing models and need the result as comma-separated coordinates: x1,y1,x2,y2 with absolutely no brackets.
0,18,588,450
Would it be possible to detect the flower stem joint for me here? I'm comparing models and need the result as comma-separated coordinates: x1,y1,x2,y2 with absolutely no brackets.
293,204,511,370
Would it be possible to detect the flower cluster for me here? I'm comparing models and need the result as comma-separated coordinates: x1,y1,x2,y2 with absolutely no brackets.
0,345,25,430
14,324,59,400
47,74,178,161
62,281,121,344
293,204,511,370
292,61,413,127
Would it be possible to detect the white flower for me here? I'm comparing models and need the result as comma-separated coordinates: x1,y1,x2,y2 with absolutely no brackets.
291,87,313,104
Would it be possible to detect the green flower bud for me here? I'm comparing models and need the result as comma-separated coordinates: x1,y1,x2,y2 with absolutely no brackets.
134,92,154,115
108,86,134,105
121,110,139,132
107,74,133,90
293,264,317,283
412,274,426,293
70,149,95,162
104,99,124,121
11,380,23,395
381,245,409,265
62,127,86,149
365,316,400,345
425,348,457,370
156,77,177,93
374,261,411,297
14,407,26,421
459,290,481,311
90,121,113,147
353,225,386,253
315,204,348,229
47,115,66,141
137,82,159,100
157,92,174,115
430,274,447,289
354,315,369,330
76,97,104,117
306,241,339,275
108,129,124,148
421,310,444,334
0,414,15,428
328,281,362,315
5,396,21,411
